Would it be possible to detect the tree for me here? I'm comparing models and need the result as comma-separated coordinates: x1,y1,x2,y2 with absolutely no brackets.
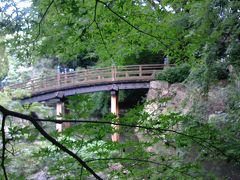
0,0,197,64
1,1,239,70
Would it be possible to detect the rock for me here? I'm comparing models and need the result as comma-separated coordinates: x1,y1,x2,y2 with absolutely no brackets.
27,169,55,180
108,162,123,171
207,86,228,114
146,81,188,115
168,83,188,113
150,81,169,90
142,80,240,179
147,81,169,100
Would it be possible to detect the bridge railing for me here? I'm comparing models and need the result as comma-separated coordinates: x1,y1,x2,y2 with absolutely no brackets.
5,64,171,94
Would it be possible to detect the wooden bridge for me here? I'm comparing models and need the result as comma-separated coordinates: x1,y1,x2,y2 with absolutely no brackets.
3,64,170,139
6,64,169,103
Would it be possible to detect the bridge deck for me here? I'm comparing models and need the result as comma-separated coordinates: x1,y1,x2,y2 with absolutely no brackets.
4,64,170,102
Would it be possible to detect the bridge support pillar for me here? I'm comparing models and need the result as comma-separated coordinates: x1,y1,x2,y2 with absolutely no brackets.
111,90,120,142
56,101,64,132
56,100,71,132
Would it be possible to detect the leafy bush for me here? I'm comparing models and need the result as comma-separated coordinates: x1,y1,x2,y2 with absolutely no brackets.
212,62,229,80
156,63,191,83
185,62,229,91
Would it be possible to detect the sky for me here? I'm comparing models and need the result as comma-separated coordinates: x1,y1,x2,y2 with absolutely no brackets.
0,0,32,16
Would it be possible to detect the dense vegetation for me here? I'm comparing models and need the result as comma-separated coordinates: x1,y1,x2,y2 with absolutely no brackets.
0,0,240,179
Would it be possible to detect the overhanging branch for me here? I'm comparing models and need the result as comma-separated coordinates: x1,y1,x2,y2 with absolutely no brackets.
93,0,114,63
86,157,194,177
97,0,169,48
0,105,102,180
35,0,55,41
0,104,229,161
1,114,8,180
34,117,228,158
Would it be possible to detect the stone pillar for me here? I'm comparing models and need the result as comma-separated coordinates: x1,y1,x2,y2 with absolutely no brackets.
111,90,120,142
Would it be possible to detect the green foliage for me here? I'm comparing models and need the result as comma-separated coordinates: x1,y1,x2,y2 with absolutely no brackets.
0,88,52,116
33,102,207,179
211,62,229,81
156,63,191,83
124,50,164,65
0,36,8,81
226,82,240,124
66,93,110,117
0,0,239,71
1,91,240,179
186,61,229,92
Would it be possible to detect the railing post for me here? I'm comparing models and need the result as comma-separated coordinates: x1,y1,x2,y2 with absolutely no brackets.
97,69,101,80
64,73,67,85
152,70,156,78
44,79,47,89
31,80,34,92
57,73,60,87
84,69,88,81
41,77,44,89
112,66,116,81
164,57,169,69
139,65,142,77
56,66,61,87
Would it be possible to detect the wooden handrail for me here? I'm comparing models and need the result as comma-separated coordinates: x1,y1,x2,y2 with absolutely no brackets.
2,64,171,95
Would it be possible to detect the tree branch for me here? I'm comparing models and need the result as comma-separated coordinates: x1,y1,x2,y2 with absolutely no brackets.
93,0,114,64
4,111,229,160
86,157,194,177
0,105,102,180
33,117,230,159
74,2,97,43
1,114,8,180
35,0,55,41
97,0,169,48
0,104,236,179
80,166,84,180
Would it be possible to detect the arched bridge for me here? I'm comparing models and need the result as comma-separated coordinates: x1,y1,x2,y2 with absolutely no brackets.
6,64,169,103
4,64,171,137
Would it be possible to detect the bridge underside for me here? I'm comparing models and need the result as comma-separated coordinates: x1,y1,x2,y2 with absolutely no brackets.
21,81,150,104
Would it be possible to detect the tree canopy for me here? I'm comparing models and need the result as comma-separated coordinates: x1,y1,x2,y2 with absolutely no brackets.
1,0,239,67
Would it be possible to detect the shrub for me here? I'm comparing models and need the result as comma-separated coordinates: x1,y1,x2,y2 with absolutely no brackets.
212,62,229,80
156,63,191,83
185,62,229,92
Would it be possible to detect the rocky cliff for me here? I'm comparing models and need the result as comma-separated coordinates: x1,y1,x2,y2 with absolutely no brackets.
144,80,240,179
